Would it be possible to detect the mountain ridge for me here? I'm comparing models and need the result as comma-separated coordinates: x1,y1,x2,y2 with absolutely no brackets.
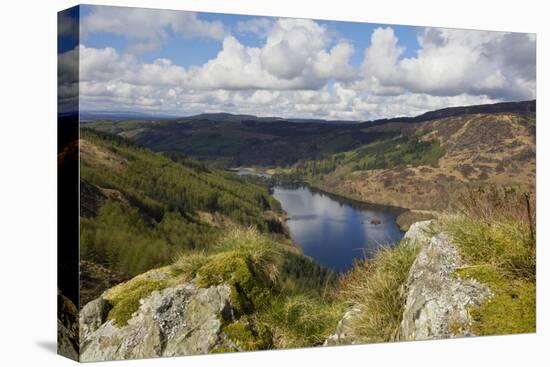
81,100,535,125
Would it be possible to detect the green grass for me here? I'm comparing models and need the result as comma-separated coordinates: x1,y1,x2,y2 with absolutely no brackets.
442,187,536,335
455,265,535,335
337,240,421,343
443,216,535,280
257,294,343,348
172,227,283,315
221,318,273,351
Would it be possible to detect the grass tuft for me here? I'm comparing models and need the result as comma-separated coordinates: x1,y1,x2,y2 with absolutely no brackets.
258,294,343,348
444,186,536,335
337,240,421,343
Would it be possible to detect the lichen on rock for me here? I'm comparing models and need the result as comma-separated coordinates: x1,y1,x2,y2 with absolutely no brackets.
80,283,235,362
399,231,492,340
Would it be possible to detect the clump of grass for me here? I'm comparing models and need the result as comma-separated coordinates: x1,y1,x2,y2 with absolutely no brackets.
171,251,208,281
455,265,535,335
444,186,536,335
444,186,535,280
443,215,535,280
455,186,535,245
213,226,282,286
337,240,421,343
258,294,343,348
171,226,283,315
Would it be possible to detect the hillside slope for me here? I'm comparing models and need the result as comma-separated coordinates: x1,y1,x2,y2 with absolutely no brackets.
84,100,534,169
79,129,286,276
278,110,535,211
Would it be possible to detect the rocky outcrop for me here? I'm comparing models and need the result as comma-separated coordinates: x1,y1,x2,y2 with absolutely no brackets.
57,290,79,360
325,220,492,345
396,210,437,231
323,307,361,346
399,222,492,340
80,283,235,362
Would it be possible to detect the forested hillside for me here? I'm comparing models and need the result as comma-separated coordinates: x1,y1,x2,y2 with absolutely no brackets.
79,129,284,276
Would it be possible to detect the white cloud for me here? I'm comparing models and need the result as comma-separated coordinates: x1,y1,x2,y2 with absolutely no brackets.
235,18,274,38
189,19,356,90
81,6,225,53
71,14,535,120
72,42,510,120
360,27,536,100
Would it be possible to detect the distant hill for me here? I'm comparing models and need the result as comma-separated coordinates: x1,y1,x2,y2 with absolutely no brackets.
85,100,535,168
80,110,178,121
278,104,536,211
366,99,536,126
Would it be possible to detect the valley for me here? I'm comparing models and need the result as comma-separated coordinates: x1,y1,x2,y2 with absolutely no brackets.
73,100,536,358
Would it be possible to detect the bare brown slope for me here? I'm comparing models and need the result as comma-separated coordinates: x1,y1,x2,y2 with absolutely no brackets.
315,112,535,211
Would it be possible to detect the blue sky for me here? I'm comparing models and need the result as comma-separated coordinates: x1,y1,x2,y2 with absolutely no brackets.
80,6,421,69
58,5,536,120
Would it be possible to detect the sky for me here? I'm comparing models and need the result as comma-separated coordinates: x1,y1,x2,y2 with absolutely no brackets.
58,5,536,120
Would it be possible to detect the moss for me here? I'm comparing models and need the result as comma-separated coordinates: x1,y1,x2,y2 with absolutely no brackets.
222,319,272,351
456,265,536,335
211,346,238,354
196,251,272,315
104,268,174,326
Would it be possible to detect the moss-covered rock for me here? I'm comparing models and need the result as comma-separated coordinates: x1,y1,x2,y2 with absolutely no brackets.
80,283,235,362
196,252,273,315
103,268,172,326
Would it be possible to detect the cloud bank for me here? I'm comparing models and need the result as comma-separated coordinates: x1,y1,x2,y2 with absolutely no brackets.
62,10,536,120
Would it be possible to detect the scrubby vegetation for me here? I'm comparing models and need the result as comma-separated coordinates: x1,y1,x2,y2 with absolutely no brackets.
86,118,397,167
103,226,343,349
443,187,536,335
273,136,445,183
337,241,421,342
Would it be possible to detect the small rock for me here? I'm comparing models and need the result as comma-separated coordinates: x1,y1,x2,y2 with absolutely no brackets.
324,307,362,346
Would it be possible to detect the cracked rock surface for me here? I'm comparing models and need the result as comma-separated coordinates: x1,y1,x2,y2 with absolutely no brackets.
80,283,233,362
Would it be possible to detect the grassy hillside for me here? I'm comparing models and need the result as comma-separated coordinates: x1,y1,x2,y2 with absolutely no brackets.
80,129,284,275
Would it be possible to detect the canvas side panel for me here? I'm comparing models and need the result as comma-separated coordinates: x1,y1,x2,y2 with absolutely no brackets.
57,5,80,361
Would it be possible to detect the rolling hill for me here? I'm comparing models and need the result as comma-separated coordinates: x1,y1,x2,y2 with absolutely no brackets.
79,129,287,277
85,100,536,211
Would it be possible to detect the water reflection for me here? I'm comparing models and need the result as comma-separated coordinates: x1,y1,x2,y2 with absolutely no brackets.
272,185,404,273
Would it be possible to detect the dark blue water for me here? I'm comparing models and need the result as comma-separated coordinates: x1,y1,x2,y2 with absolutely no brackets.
272,185,404,273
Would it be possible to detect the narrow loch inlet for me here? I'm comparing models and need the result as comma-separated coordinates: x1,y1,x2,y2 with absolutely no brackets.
272,185,404,273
